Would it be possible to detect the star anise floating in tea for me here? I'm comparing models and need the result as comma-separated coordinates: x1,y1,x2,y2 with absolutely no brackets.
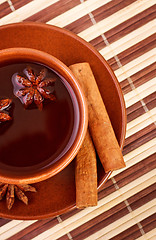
0,183,37,210
0,98,12,123
13,66,56,110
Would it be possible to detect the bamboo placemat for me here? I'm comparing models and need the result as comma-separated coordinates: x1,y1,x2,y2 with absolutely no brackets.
0,0,156,239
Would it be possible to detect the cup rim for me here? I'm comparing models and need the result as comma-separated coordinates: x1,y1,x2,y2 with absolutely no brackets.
0,47,88,184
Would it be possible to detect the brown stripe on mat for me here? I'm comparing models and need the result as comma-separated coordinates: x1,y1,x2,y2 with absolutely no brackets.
121,66,156,95
143,92,156,105
0,218,11,227
7,218,58,240
110,213,156,240
99,185,156,240
64,15,93,34
133,69,156,89
70,203,129,240
11,0,32,10
123,124,156,155
114,230,142,240
109,224,142,240
108,34,156,71
68,182,156,240
98,179,116,200
62,183,155,240
114,154,156,188
141,213,156,233
92,0,136,23
60,208,81,222
126,183,156,208
130,189,156,211
24,0,80,23
58,235,71,240
100,177,116,191
89,5,156,49
126,92,156,123
0,1,11,18
125,122,155,145
128,95,155,115
120,79,132,95
50,0,137,35
89,35,107,51
144,92,156,110
127,98,155,123
120,63,156,94
143,92,156,106
105,6,156,44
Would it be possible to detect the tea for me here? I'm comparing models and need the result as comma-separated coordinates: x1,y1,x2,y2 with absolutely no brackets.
0,62,79,176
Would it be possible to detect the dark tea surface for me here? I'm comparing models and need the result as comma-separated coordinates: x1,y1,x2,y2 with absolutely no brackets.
0,62,79,176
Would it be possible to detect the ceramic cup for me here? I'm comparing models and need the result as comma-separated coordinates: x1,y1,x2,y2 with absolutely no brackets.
0,48,88,184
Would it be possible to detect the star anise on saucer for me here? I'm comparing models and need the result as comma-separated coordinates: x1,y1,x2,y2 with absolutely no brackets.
0,183,37,210
0,99,12,123
14,66,56,110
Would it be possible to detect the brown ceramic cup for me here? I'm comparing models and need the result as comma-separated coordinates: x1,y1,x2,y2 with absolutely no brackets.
0,48,88,184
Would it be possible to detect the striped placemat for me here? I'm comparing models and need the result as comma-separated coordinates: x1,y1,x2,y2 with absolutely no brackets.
0,0,156,239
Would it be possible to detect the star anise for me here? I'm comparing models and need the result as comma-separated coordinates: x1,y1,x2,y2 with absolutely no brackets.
0,183,37,210
13,66,56,110
0,98,12,123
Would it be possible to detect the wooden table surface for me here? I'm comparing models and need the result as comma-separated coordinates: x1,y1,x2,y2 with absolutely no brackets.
0,0,155,239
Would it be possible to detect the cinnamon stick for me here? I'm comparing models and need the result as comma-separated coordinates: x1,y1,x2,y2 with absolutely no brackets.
70,63,125,173
75,130,97,208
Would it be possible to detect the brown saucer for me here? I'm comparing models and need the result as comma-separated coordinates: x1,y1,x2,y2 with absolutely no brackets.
0,22,126,220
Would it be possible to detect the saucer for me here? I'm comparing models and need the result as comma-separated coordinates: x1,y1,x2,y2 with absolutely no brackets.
0,22,126,220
